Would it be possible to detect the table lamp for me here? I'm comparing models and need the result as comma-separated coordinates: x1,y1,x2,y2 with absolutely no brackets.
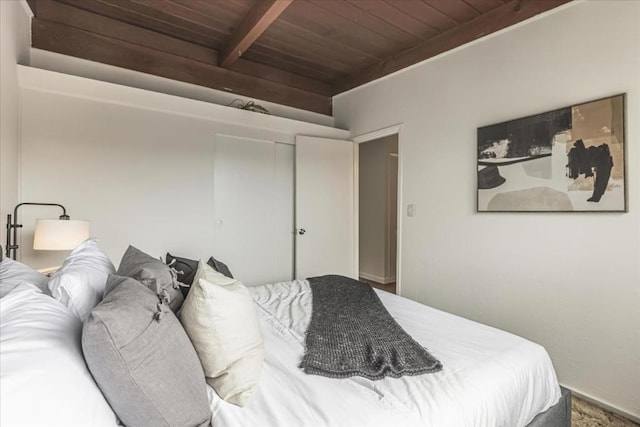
33,218,90,251
5,202,90,260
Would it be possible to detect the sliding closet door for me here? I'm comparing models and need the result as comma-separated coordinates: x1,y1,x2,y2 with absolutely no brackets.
213,135,294,286
273,143,295,282
295,136,355,280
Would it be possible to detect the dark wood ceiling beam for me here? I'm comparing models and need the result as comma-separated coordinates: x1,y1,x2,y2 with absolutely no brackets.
334,0,571,94
219,0,294,68
32,0,331,96
31,18,332,115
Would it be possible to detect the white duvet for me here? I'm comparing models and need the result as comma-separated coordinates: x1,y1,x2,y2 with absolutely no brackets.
209,280,561,427
0,283,118,427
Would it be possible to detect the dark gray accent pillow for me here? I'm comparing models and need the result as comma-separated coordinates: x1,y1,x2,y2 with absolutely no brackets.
207,256,233,279
82,275,211,427
116,245,184,312
166,253,198,297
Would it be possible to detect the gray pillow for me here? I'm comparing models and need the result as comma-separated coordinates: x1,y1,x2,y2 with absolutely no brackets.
207,256,233,279
116,245,184,312
82,275,211,427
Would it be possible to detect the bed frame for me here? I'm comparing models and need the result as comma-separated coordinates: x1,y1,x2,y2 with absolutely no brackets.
527,387,571,427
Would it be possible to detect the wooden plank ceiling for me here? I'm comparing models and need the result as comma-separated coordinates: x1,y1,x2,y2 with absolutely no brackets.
28,0,571,115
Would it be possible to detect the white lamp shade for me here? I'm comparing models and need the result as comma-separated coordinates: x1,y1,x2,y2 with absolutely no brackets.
33,219,90,251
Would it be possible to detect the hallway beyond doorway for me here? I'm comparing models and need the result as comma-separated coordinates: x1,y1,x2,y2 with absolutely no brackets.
359,277,396,294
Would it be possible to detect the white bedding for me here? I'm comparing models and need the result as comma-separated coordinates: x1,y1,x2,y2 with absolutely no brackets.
0,283,118,427
209,280,561,427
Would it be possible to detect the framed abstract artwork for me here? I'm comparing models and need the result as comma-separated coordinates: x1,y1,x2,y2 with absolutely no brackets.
477,94,626,212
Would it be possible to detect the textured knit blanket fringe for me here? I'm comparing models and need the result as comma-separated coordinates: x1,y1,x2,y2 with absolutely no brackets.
300,275,442,380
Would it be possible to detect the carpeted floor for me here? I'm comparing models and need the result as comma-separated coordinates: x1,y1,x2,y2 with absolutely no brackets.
572,396,639,427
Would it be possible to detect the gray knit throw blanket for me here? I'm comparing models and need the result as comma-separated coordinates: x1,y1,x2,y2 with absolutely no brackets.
300,275,442,380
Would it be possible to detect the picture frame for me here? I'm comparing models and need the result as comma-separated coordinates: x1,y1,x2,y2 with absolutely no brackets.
477,94,627,212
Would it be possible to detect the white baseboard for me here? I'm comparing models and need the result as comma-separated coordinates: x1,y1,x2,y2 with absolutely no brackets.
359,272,396,284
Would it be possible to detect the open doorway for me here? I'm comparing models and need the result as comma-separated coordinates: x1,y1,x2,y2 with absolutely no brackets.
358,134,399,294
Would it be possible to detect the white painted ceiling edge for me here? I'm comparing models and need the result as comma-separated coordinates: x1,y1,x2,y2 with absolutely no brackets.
29,48,336,128
17,65,349,145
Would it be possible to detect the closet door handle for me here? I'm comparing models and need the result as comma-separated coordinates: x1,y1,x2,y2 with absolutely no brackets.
298,228,306,235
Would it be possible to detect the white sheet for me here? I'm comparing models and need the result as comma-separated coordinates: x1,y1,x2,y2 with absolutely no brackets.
0,283,118,427
209,280,561,427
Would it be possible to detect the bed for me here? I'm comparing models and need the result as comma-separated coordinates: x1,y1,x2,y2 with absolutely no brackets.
0,242,571,427
211,279,569,427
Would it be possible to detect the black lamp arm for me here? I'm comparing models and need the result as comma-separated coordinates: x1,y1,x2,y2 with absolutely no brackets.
5,202,68,260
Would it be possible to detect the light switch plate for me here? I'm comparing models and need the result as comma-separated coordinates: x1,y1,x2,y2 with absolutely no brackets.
407,204,416,217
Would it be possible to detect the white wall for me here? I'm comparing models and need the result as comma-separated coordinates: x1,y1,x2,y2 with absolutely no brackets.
335,1,640,420
30,48,335,128
0,0,31,254
17,68,348,273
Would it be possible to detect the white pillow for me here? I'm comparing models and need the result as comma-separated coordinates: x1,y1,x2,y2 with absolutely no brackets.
179,261,264,407
0,257,49,298
0,282,118,427
47,239,115,321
